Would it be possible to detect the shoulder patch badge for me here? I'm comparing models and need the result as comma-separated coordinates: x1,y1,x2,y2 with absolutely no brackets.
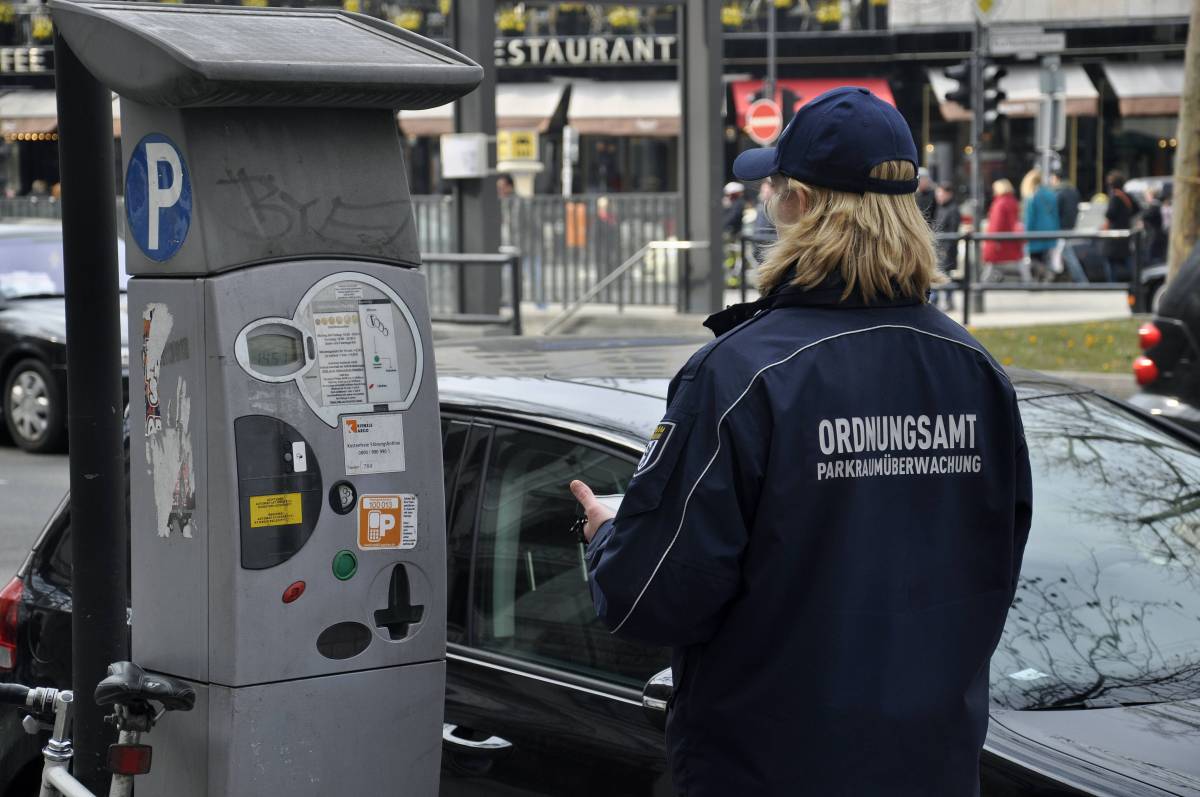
636,421,676,475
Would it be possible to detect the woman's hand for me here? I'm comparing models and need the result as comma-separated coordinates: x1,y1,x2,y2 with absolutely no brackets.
569,480,616,543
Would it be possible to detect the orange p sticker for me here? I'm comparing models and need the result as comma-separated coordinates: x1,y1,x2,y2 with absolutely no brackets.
357,494,418,550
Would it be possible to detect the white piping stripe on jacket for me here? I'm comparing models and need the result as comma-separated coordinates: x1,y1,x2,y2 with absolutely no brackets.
609,324,1011,635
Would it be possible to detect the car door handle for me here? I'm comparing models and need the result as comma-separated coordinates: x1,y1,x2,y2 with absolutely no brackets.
442,723,513,752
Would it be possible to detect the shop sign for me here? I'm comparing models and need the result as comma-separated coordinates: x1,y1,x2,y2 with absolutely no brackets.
497,130,538,161
0,47,52,74
495,35,677,68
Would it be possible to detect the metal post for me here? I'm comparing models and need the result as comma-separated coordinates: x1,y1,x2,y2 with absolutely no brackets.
680,0,724,314
452,0,501,316
969,19,985,320
52,32,127,794
765,2,776,102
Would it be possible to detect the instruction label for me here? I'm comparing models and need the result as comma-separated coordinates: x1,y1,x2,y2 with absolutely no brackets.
357,494,417,550
334,283,365,302
342,412,406,475
358,301,404,404
313,312,366,405
249,493,302,528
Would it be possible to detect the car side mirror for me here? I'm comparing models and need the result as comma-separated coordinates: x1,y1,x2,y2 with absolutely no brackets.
642,667,672,731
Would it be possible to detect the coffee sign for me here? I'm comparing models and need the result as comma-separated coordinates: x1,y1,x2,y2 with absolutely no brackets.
496,35,677,68
0,47,52,74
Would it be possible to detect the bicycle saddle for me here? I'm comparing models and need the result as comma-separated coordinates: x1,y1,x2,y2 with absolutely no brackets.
94,661,195,712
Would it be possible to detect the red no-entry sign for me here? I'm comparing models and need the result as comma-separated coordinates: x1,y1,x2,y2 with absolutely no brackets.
745,98,783,145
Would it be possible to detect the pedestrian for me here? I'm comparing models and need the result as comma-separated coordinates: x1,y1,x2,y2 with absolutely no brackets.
722,181,746,237
571,86,1031,797
1101,170,1139,281
915,166,935,224
1140,186,1168,263
1020,168,1059,282
932,181,960,309
753,178,777,238
495,173,514,198
1049,168,1087,283
981,178,1027,282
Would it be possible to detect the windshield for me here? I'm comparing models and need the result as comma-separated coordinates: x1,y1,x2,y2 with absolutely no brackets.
991,391,1200,710
0,234,128,299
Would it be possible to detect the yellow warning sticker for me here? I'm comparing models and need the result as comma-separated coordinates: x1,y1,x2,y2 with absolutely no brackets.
249,493,302,528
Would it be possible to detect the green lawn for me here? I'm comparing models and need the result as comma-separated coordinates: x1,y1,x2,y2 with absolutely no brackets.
969,318,1142,373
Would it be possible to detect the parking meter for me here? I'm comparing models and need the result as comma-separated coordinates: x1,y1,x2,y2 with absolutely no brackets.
51,3,481,794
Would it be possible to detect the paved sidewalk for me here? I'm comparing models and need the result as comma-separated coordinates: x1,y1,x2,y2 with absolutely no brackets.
433,291,1138,400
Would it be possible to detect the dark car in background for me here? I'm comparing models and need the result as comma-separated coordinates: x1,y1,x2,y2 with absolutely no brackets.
1131,241,1200,434
3,338,1200,796
0,222,128,453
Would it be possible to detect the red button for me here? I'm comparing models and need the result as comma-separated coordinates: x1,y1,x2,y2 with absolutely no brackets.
282,581,306,604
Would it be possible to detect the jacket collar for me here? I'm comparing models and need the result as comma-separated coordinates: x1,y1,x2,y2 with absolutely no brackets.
703,271,926,337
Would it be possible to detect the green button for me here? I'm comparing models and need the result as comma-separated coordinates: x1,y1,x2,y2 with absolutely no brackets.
332,550,358,581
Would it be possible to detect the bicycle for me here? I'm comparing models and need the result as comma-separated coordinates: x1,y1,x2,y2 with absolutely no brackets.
0,661,195,797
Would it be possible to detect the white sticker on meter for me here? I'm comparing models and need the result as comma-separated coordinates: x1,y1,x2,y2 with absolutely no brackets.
358,302,404,404
342,413,406,475
313,312,367,405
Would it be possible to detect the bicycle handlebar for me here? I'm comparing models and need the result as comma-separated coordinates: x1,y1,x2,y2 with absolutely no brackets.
0,683,30,707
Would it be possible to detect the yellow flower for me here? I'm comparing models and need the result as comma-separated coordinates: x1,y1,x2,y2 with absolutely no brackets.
1001,356,1015,366
1084,334,1096,348
1106,335,1115,345
343,0,361,12
1027,334,1037,344
1066,339,1075,349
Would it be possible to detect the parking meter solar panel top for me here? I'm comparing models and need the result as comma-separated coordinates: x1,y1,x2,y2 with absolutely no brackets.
49,0,483,109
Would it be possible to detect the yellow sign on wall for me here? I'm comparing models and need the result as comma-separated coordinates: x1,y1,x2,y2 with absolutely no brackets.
497,130,539,162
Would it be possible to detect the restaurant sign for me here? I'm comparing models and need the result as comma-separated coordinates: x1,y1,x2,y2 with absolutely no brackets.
496,35,677,68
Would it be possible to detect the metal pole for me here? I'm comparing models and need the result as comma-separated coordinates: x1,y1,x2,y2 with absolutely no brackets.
52,32,127,794
452,0,500,316
969,18,985,321
765,2,776,102
680,0,724,314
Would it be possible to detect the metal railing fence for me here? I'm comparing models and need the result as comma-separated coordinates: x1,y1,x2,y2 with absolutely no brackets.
740,229,1145,325
420,251,522,336
412,193,680,308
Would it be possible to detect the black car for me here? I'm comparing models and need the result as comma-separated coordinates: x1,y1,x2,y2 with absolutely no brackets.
4,337,1200,796
0,222,128,453
1130,241,1200,434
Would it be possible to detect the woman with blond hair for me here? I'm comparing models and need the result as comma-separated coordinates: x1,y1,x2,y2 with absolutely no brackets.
982,177,1027,281
571,86,1031,797
1021,167,1060,281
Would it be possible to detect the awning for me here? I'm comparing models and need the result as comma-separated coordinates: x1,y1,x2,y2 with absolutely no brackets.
566,80,679,136
399,82,568,137
928,64,1098,122
730,78,895,130
0,90,57,135
1104,62,1183,117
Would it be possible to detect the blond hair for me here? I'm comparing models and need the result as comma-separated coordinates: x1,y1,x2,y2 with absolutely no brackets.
992,178,1014,196
757,160,943,301
1019,168,1042,199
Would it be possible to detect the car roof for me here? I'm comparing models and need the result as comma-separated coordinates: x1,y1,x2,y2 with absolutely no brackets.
435,337,1093,446
0,220,63,238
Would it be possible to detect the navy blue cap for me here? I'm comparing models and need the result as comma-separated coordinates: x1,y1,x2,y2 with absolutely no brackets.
733,86,919,195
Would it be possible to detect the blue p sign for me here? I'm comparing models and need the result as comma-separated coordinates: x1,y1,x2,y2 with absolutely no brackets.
126,133,192,262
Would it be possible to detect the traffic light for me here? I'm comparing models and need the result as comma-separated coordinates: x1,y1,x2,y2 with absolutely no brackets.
944,61,972,109
780,87,800,126
982,63,1008,125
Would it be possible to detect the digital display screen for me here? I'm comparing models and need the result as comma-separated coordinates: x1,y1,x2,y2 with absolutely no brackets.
247,331,304,371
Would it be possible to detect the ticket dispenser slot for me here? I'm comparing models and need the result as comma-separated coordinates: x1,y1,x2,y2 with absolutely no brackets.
234,416,323,569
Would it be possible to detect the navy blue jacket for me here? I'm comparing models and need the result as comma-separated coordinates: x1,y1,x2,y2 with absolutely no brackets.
587,280,1032,796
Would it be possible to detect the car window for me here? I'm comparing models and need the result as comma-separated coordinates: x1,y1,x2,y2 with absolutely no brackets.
992,393,1200,710
0,235,128,298
38,513,73,591
473,425,666,688
445,420,490,646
